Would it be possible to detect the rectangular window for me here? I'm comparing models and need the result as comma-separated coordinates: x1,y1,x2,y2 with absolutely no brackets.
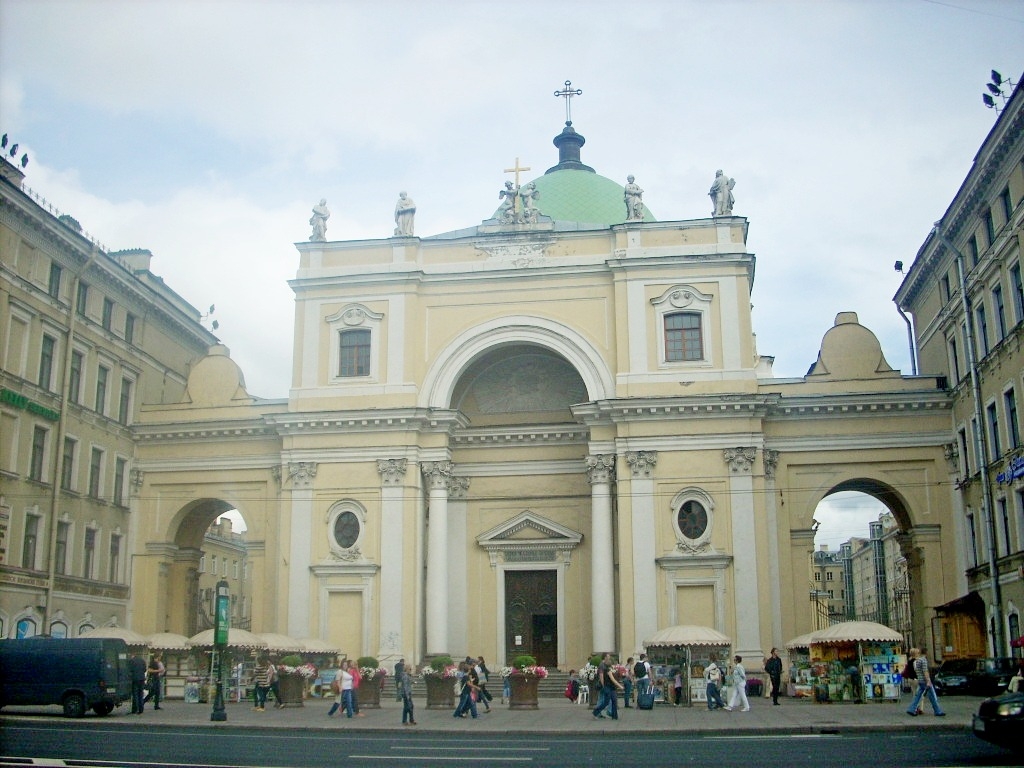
1006,388,1021,450
48,262,62,298
29,426,47,482
118,378,132,425
22,514,39,569
69,351,83,404
976,305,990,356
39,334,55,390
940,274,951,304
665,312,703,361
124,313,135,344
826,571,834,581
101,298,114,331
1000,186,1013,224
993,284,1007,342
967,513,978,568
983,208,996,247
55,521,69,575
998,497,1011,558
83,528,96,579
233,560,239,580
339,329,371,377
95,365,108,414
76,281,88,316
969,236,979,267
113,457,127,506
199,554,206,573
948,335,961,382
61,436,76,490
1013,263,1024,323
88,447,103,498
109,534,121,582
987,402,1001,459
959,427,970,476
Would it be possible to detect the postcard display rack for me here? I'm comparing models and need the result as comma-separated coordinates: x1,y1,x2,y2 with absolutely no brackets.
808,641,905,702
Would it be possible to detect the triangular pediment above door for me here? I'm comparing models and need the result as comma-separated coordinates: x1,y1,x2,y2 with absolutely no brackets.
476,511,582,565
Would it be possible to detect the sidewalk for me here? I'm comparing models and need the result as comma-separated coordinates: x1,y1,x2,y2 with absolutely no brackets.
5,694,978,735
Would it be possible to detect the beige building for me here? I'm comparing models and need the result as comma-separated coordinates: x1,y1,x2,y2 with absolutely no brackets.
196,517,251,632
895,77,1024,659
125,119,961,671
0,155,217,638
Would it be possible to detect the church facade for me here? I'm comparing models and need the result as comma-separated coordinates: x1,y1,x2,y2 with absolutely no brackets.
125,121,961,671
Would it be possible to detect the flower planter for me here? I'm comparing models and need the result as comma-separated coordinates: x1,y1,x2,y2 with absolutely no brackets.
508,674,540,710
424,675,456,709
277,674,306,707
357,674,385,709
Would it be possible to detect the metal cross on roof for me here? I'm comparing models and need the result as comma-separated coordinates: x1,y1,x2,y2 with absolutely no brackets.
503,157,531,188
554,80,583,126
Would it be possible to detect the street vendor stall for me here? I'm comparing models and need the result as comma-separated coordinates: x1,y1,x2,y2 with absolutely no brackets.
807,621,905,704
643,625,732,706
784,632,817,698
147,632,193,700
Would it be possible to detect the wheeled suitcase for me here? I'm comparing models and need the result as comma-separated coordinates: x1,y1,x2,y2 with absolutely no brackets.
637,685,656,710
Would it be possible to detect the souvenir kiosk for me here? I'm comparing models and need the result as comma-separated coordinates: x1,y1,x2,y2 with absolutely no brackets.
784,632,816,699
147,632,193,700
186,628,267,703
807,621,905,704
643,625,732,706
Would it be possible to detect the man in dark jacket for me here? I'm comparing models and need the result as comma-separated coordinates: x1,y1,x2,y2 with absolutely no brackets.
128,652,148,714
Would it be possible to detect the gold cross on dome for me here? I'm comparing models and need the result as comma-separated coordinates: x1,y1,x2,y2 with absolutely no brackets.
503,157,531,188
554,79,582,125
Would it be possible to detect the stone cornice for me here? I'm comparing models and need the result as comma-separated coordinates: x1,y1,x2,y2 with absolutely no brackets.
133,419,279,442
573,395,778,425
765,391,951,419
451,424,589,447
265,408,469,436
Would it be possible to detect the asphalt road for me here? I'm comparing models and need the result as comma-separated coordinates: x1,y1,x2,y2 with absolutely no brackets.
0,721,1020,768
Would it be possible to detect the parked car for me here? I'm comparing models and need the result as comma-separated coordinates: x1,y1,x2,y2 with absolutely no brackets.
933,657,1016,696
972,690,1024,754
0,637,130,717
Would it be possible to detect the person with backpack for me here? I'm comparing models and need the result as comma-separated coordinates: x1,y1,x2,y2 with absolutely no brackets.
634,654,651,690
704,655,726,710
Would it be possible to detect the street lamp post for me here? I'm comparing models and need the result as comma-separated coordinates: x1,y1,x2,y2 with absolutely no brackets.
211,579,229,722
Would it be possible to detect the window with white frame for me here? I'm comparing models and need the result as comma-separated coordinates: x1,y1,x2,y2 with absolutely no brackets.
109,532,121,582
326,303,384,383
670,487,714,550
22,512,40,569
83,527,96,579
328,500,366,555
29,425,48,482
113,457,127,506
651,285,713,367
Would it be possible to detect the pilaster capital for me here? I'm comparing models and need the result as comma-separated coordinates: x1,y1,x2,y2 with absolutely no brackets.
377,458,408,485
447,475,470,499
287,461,318,487
763,449,779,480
625,450,658,478
723,447,756,474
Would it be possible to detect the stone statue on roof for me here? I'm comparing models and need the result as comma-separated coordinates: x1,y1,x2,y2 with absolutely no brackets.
394,191,416,236
624,175,644,221
309,198,330,241
709,170,736,217
498,180,518,224
519,182,540,224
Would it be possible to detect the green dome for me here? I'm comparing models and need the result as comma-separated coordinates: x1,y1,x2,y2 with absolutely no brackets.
489,123,655,227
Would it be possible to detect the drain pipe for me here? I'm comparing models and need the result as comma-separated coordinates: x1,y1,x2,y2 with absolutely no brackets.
932,223,1005,657
895,304,918,376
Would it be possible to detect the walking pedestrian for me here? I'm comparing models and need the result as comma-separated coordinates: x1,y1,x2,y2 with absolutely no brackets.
399,661,416,725
905,648,945,717
592,653,623,720
764,648,783,705
725,655,750,711
705,656,726,710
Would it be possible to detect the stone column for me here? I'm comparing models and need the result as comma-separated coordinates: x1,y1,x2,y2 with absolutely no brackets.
422,461,452,657
762,449,783,650
587,454,616,655
286,462,317,637
377,458,408,658
723,448,763,662
626,451,658,652
446,476,470,655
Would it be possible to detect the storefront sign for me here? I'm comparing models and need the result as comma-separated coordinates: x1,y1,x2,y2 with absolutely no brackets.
996,455,1024,484
0,388,60,421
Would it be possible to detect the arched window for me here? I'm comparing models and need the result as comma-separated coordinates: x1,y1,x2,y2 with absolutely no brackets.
16,617,37,638
49,621,68,638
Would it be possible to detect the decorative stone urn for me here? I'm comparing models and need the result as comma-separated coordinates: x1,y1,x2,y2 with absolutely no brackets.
424,675,456,709
508,673,540,710
277,674,306,707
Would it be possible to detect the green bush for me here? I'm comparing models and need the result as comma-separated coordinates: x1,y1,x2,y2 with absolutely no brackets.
430,655,454,672
279,654,304,666
589,654,603,667
512,654,538,668
357,656,379,669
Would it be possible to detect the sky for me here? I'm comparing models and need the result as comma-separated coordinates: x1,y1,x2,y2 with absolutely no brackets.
2,0,1022,546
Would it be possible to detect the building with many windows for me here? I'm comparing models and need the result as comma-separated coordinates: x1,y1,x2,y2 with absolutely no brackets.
196,516,251,631
0,155,217,638
894,75,1024,659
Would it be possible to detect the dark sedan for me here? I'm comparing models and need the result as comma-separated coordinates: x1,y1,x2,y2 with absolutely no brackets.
972,690,1024,753
934,657,1015,696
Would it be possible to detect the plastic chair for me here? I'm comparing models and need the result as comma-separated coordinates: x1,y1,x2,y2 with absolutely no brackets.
575,684,590,704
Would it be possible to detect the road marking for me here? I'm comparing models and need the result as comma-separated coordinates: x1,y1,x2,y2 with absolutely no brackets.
349,757,532,762
390,747,548,752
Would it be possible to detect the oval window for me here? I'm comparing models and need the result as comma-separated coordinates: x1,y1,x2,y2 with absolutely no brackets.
677,500,708,540
333,510,360,549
